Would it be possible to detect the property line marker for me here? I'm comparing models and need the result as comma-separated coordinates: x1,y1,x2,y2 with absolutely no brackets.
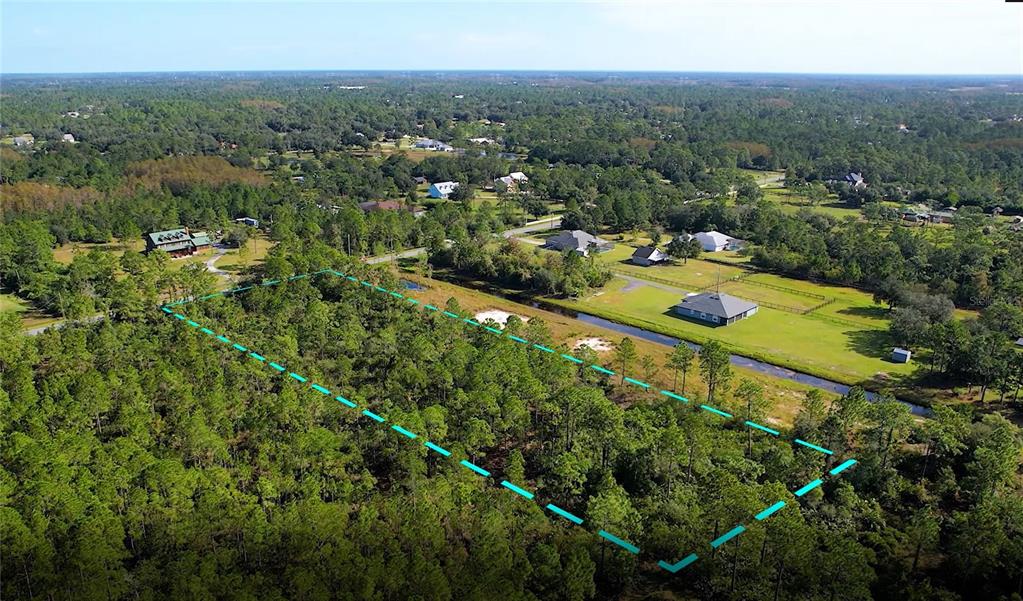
546,504,583,525
362,409,385,423
746,421,780,436
460,460,490,477
501,481,535,500
829,459,858,475
794,479,823,497
755,501,786,521
700,404,733,419
391,424,418,439
599,530,640,554
335,395,357,408
795,439,833,455
288,372,307,383
660,390,688,402
424,441,451,456
311,384,331,395
658,554,699,573
710,525,746,548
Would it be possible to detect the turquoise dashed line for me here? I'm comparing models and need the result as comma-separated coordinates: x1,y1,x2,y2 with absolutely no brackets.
361,281,373,287
362,410,385,423
624,377,650,389
335,396,357,408
464,318,480,326
375,286,388,293
561,354,583,364
263,279,279,286
599,530,640,554
391,425,417,439
794,479,823,497
442,311,459,319
660,390,688,402
311,384,331,395
200,328,214,335
161,307,173,313
746,421,780,436
591,365,615,375
501,481,534,500
711,525,746,548
533,344,555,353
232,343,248,352
424,442,451,457
508,335,528,344
755,500,786,521
484,326,503,335
187,320,200,327
249,352,266,362
289,372,307,383
700,405,732,419
407,298,420,305
658,553,699,573
424,304,439,311
173,313,185,320
216,335,231,343
289,274,307,280
546,504,583,525
268,362,285,372
829,459,857,475
460,460,490,477
795,439,833,455
346,276,358,282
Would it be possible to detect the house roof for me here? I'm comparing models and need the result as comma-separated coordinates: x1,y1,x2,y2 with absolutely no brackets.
675,292,758,319
631,246,665,260
546,230,609,252
431,181,459,192
358,200,403,212
893,347,912,356
509,171,528,181
695,231,733,246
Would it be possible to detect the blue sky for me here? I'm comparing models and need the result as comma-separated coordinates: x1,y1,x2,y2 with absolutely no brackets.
2,1,1021,75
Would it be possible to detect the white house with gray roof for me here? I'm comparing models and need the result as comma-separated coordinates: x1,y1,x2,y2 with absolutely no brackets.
673,292,758,326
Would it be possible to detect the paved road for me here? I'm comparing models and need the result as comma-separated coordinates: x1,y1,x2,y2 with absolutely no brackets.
363,217,563,264
25,314,104,336
204,247,231,278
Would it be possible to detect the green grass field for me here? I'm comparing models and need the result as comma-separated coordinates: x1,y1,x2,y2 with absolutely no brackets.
1,292,61,330
763,187,864,220
550,277,913,385
596,245,747,289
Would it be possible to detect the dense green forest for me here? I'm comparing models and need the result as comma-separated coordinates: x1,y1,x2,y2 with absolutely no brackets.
3,238,1022,599
2,72,1023,599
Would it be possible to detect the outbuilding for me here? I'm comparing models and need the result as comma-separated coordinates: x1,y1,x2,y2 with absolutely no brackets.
891,347,912,363
630,246,669,266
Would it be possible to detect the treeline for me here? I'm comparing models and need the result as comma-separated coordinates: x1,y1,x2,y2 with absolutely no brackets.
431,237,614,297
2,241,1021,599
3,74,1022,209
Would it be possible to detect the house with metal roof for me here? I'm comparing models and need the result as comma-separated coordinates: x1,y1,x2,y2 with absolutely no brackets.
673,292,758,326
630,246,669,266
145,228,212,257
544,230,614,256
428,181,460,199
694,231,742,252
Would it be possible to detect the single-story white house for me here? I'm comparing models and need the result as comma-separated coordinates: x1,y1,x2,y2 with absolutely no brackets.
429,181,460,199
414,138,454,152
892,348,912,363
630,246,669,266
694,231,742,252
234,217,259,227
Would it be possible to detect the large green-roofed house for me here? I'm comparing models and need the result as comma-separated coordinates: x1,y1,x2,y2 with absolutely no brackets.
145,228,213,257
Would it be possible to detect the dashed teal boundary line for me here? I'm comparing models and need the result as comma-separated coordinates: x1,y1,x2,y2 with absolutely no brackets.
161,268,861,574
165,269,835,457
159,304,642,563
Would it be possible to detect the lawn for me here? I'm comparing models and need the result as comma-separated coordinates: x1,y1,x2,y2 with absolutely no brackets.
1,292,61,330
53,238,145,264
548,277,914,386
216,236,275,272
763,187,864,220
395,271,836,425
596,245,747,290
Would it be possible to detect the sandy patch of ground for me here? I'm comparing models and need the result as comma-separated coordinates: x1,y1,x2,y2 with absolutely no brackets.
573,337,613,352
475,309,530,328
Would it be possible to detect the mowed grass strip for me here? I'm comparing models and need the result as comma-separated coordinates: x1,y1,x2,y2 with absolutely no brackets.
550,277,913,384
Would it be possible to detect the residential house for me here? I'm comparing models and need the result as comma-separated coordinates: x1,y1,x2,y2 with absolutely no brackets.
469,137,496,145
694,231,742,252
428,181,460,199
144,228,212,258
900,209,928,223
928,210,956,224
414,138,454,152
630,246,669,266
61,133,76,143
13,135,33,147
845,172,867,190
234,217,259,227
544,230,615,256
413,176,428,185
673,292,758,326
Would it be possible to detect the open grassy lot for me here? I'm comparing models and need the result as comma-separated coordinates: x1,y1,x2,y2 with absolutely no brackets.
1,292,61,330
394,271,836,425
216,236,275,272
53,238,145,264
596,245,747,289
763,187,864,220
548,277,914,385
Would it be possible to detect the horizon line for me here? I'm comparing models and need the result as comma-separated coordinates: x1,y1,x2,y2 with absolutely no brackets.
2,68,1021,79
